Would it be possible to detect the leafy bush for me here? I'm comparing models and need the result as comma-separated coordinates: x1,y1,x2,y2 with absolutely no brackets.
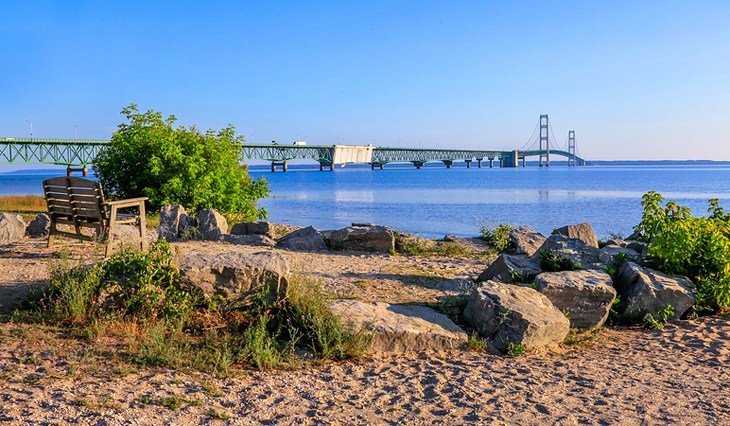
95,104,269,219
479,223,512,252
539,250,581,272
636,192,730,312
643,304,675,331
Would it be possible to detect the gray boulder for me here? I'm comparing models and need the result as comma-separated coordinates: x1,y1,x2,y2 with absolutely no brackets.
221,234,276,247
464,281,570,353
598,245,642,265
230,221,272,237
615,262,696,320
329,224,395,253
197,209,228,241
330,300,467,353
534,235,601,266
0,213,26,244
26,213,50,238
177,251,288,308
552,222,599,248
509,226,546,256
477,254,541,283
533,270,616,328
277,226,327,251
158,204,186,241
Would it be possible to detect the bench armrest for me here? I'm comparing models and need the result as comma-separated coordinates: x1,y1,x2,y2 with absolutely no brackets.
104,197,148,208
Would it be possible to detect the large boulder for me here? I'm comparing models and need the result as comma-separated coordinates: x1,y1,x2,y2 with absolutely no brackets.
158,204,186,241
598,245,642,266
614,262,696,320
534,235,600,266
197,209,228,241
25,213,50,238
0,213,26,244
509,226,546,256
177,251,288,308
221,234,276,247
533,270,617,328
178,213,198,240
464,281,570,353
277,226,327,251
330,300,467,353
477,254,541,283
329,225,395,253
552,222,599,248
230,221,272,237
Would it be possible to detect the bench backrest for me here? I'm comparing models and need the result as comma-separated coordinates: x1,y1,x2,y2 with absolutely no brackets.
42,177,107,223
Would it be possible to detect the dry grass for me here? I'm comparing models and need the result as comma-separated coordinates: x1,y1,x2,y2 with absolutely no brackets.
0,195,46,213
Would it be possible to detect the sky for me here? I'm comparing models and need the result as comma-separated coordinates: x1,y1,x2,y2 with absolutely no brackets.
2,1,730,161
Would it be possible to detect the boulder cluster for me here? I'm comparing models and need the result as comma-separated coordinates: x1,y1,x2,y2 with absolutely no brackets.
0,212,51,244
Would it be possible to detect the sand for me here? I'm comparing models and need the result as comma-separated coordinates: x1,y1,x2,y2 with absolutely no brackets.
0,237,728,425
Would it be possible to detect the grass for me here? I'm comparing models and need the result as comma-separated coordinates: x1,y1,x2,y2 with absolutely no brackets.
564,327,602,347
395,232,494,259
467,333,488,353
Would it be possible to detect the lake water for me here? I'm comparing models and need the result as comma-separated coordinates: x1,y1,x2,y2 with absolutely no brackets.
3,164,730,239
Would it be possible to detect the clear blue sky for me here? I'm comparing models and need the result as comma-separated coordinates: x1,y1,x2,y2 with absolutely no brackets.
2,1,729,160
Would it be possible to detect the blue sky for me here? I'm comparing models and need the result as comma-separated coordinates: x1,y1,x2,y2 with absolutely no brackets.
2,1,729,160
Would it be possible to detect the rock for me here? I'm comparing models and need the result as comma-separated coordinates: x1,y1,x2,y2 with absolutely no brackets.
111,224,143,242
509,226,546,256
598,245,642,265
25,213,50,238
178,213,198,240
222,234,276,247
277,226,327,251
443,234,489,249
477,254,542,283
614,262,696,320
330,300,468,353
533,270,617,328
605,238,628,247
534,235,601,266
177,251,288,307
329,225,395,253
625,240,649,256
230,221,272,237
0,213,26,244
197,209,228,241
552,222,599,248
158,204,186,241
464,281,570,353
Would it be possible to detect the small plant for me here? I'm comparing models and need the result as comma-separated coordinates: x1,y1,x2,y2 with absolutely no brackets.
505,341,525,357
159,396,183,411
241,316,281,370
564,327,601,347
467,333,487,353
561,309,571,319
539,251,581,272
613,252,630,266
479,223,512,252
643,304,675,331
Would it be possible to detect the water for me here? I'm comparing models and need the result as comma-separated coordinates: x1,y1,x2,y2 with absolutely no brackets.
3,164,730,239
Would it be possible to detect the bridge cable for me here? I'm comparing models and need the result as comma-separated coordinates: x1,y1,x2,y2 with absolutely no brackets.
518,119,541,152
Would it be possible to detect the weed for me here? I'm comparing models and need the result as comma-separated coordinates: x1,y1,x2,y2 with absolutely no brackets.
506,341,525,357
160,396,183,410
467,333,487,353
539,251,581,272
208,409,232,420
643,304,675,331
479,223,512,252
241,316,281,370
564,327,602,346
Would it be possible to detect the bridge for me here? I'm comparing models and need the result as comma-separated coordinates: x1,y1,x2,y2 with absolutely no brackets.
0,115,587,173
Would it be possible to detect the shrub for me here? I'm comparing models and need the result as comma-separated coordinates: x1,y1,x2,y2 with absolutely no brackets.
636,192,730,312
539,251,581,272
94,104,269,219
643,304,675,331
479,223,512,252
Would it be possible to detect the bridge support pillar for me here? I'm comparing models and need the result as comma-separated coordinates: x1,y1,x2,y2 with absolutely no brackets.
320,162,334,171
412,161,424,169
443,160,453,169
489,158,494,168
271,161,287,172
476,158,483,168
465,160,471,169
66,166,89,177
522,157,526,167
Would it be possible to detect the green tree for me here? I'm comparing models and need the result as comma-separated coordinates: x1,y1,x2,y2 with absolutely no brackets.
94,105,269,219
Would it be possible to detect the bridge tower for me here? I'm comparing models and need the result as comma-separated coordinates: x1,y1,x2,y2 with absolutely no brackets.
538,114,550,167
568,130,576,166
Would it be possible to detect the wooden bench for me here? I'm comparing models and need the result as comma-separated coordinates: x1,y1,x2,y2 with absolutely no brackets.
42,177,147,257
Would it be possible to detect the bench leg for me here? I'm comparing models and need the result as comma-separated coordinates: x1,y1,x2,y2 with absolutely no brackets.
138,202,147,251
47,217,56,248
105,205,117,258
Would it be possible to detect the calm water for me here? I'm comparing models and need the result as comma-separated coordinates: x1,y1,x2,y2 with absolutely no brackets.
3,164,730,239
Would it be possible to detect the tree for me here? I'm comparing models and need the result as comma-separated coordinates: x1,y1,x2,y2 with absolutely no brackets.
94,105,269,219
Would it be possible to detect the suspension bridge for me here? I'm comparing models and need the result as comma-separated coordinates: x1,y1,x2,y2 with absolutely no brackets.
0,114,587,174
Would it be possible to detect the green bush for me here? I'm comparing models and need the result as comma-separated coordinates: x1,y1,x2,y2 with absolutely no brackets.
95,104,269,218
643,304,675,331
636,192,730,312
539,250,581,272
479,223,512,252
